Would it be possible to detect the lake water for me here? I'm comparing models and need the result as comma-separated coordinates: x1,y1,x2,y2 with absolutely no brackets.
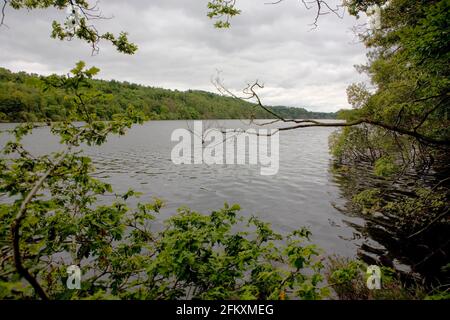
0,120,376,260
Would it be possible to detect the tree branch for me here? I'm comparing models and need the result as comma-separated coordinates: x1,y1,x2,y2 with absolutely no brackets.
277,118,450,146
11,147,70,300
1,0,8,27
264,0,344,28
212,78,450,146
407,208,450,239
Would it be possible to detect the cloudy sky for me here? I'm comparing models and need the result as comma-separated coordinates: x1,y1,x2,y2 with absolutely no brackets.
0,0,368,112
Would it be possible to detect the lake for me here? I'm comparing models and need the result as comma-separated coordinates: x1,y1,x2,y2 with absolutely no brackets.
0,120,384,263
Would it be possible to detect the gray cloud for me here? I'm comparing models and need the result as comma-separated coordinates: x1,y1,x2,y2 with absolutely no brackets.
0,0,368,112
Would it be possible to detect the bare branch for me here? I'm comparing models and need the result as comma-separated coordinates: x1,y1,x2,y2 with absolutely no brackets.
264,0,344,29
212,74,323,126
1,0,8,28
213,78,450,146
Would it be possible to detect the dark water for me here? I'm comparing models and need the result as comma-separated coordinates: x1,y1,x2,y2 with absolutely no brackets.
0,120,393,264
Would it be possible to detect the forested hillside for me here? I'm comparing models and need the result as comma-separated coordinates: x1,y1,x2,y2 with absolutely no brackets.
0,68,336,122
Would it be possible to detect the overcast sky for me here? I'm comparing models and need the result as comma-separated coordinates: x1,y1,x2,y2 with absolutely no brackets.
0,0,368,112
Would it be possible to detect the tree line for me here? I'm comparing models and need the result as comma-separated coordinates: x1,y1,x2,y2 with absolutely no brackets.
0,67,336,122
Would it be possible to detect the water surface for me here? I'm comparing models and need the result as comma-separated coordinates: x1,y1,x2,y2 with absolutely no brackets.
1,120,371,259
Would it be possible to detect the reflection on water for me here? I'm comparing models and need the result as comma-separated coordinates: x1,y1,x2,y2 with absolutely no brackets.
2,120,435,278
330,161,449,284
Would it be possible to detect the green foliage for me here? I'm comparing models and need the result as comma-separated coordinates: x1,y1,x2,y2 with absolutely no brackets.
207,0,241,28
338,163,449,238
329,125,392,164
383,187,449,236
329,2,449,286
326,256,428,300
0,67,335,122
346,83,371,110
425,291,450,300
7,0,137,54
330,159,449,284
0,193,327,299
352,188,382,214
331,0,450,170
373,156,399,177
120,205,326,300
269,105,336,120
334,0,450,159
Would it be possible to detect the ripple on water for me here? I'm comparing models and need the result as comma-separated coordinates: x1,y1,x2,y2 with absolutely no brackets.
0,121,363,259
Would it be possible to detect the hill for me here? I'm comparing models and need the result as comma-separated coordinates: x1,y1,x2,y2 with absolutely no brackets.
0,67,336,122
